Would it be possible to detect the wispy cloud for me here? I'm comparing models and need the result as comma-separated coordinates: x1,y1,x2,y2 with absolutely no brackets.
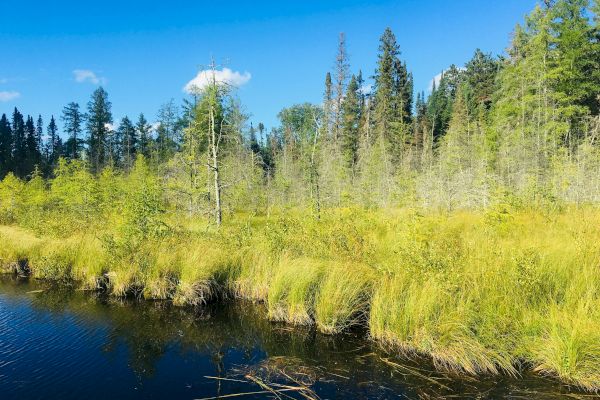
184,68,251,93
73,69,107,85
0,91,20,102
0,78,8,84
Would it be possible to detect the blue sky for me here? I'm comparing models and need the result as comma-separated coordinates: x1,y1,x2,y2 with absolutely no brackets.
0,0,535,135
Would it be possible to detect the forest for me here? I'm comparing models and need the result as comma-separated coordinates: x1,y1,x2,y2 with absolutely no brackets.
1,0,600,391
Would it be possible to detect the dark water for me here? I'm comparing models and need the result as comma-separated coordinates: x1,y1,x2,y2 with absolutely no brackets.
0,276,594,399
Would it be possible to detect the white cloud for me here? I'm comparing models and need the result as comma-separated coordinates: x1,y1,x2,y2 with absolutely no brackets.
0,91,20,102
0,78,8,84
73,69,107,85
104,122,114,131
184,68,251,94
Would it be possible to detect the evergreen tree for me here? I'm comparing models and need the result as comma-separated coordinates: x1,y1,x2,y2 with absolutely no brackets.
249,123,260,155
0,114,12,178
323,72,333,138
35,115,44,160
333,32,350,142
136,113,152,159
414,91,432,163
46,116,61,171
156,99,180,162
86,87,113,172
61,102,85,159
341,74,361,168
551,0,600,125
118,116,137,170
11,108,26,178
373,28,413,157
464,49,499,111
24,116,41,176
427,65,464,142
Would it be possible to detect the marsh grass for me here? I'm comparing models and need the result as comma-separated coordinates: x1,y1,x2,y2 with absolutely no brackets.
2,207,600,390
267,256,325,325
315,262,375,334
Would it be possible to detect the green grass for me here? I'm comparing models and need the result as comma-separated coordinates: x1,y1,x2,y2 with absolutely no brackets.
2,208,600,390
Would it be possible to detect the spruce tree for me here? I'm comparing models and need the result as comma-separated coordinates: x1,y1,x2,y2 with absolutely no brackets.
136,113,152,159
24,116,40,176
427,65,463,142
35,115,44,160
249,123,260,155
118,116,137,170
86,87,113,172
156,99,180,162
341,74,361,168
0,114,12,178
333,32,350,142
323,72,333,138
373,27,413,158
11,108,26,178
464,49,499,111
46,116,61,172
62,102,84,159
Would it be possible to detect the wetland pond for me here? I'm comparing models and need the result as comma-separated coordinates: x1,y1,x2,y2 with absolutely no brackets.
0,276,595,399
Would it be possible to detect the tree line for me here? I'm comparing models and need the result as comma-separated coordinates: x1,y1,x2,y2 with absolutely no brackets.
1,0,599,224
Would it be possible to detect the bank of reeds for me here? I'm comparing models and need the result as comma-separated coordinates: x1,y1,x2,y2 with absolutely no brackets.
1,208,600,391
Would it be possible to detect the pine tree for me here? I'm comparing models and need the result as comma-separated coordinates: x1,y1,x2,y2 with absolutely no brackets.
61,102,84,159
86,87,113,172
0,114,12,178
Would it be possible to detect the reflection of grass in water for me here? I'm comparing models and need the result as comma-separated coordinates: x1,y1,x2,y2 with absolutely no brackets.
2,208,600,390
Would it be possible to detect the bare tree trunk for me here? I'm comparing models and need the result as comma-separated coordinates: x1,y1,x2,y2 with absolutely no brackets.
210,102,222,226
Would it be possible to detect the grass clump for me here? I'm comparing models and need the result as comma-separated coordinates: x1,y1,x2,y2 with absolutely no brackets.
315,262,375,334
173,243,235,306
267,256,325,325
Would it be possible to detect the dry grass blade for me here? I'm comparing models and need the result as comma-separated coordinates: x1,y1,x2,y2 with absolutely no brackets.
194,387,304,400
380,357,453,391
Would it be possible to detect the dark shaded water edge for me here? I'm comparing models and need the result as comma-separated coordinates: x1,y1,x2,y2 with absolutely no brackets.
0,275,596,399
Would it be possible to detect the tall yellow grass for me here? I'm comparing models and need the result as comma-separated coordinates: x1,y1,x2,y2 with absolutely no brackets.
1,207,600,390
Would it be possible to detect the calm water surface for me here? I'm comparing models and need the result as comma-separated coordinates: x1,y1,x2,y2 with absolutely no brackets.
0,276,595,399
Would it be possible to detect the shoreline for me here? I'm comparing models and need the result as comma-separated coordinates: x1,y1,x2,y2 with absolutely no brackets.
2,208,600,392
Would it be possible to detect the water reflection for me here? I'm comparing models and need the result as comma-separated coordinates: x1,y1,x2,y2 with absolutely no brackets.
0,276,594,399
